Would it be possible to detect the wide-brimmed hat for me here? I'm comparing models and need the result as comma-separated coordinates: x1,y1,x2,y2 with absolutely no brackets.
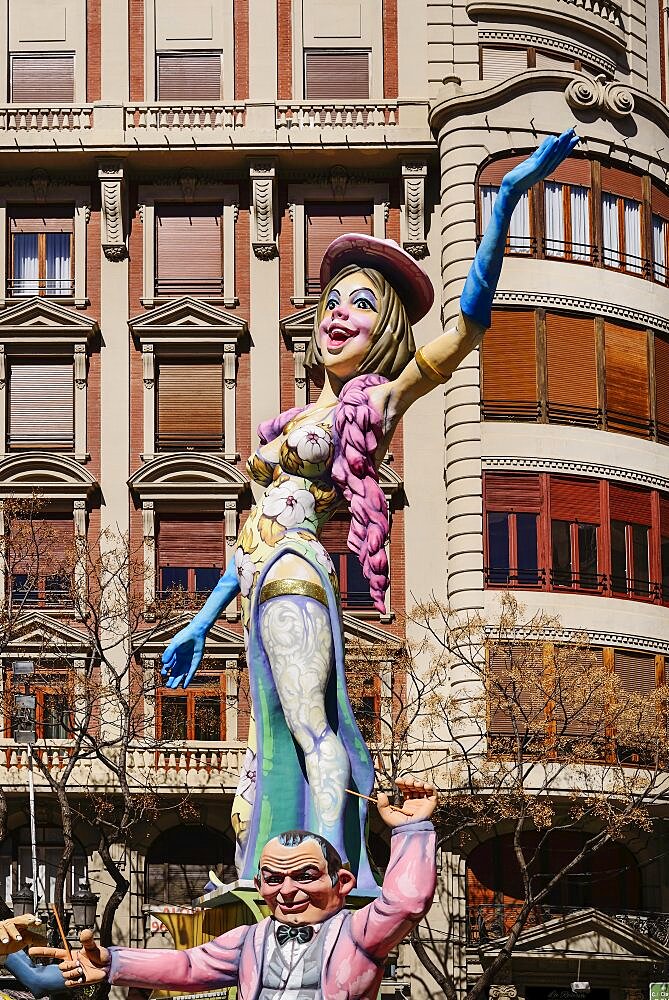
320,233,434,325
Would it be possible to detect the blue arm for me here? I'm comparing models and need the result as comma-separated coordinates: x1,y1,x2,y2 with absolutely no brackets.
461,128,580,328
4,950,66,998
161,560,241,689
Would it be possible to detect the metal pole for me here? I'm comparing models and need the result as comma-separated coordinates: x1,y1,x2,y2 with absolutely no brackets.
27,749,38,913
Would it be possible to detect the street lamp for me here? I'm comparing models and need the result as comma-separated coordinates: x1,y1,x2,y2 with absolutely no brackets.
70,884,98,931
11,884,34,917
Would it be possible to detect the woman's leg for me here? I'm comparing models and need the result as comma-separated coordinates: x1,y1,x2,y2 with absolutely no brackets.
259,592,350,858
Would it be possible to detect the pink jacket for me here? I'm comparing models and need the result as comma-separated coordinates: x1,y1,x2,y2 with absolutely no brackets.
109,821,436,1000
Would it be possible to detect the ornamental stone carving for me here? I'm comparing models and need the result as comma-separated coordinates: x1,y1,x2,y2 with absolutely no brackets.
401,160,428,260
250,160,278,260
330,165,349,200
31,169,49,202
565,74,634,118
489,987,518,1000
98,161,127,261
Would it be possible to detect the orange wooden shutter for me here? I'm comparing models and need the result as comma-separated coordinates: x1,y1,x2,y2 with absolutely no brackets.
479,156,526,186
488,647,542,735
11,515,73,574
158,516,225,567
481,310,538,420
305,202,373,294
157,362,223,450
553,646,604,736
155,205,223,295
545,313,598,425
655,333,669,443
484,473,542,511
609,483,652,524
604,322,650,436
549,476,600,522
304,51,370,99
11,55,74,103
320,515,350,552
601,166,643,201
652,183,669,220
157,53,222,101
8,362,74,450
615,650,656,693
9,207,74,233
660,493,669,536
545,159,592,186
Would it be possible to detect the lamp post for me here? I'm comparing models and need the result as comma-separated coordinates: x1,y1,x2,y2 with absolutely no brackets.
70,884,98,932
11,884,35,917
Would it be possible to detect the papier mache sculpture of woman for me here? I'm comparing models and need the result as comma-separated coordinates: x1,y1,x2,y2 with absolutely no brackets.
161,129,579,895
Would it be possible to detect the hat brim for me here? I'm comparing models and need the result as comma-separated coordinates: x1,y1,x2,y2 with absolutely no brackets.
319,234,434,325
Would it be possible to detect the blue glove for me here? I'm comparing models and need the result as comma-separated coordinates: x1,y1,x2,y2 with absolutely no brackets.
461,128,580,328
4,950,66,998
161,559,241,689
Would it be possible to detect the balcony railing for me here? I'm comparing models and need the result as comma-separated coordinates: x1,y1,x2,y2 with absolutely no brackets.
7,277,74,298
0,107,93,130
486,566,667,605
467,903,668,946
276,102,399,129
125,105,246,130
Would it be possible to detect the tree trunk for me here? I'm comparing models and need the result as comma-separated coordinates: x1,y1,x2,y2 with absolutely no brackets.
97,840,130,948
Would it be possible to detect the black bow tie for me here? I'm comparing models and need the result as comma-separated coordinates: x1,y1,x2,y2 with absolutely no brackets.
276,924,314,945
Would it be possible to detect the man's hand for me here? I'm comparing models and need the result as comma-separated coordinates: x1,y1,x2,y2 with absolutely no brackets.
29,929,109,988
376,778,438,829
0,914,45,956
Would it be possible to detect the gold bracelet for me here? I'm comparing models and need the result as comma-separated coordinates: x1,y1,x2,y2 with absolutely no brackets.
414,347,449,384
259,578,329,608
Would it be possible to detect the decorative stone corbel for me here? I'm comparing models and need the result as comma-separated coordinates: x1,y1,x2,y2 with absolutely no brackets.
73,500,87,539
250,159,278,259
401,160,428,260
489,987,518,1000
142,345,155,389
142,502,155,542
0,346,5,389
98,161,127,261
74,345,87,388
330,165,348,200
179,168,198,202
565,74,634,118
293,341,308,394
31,169,49,203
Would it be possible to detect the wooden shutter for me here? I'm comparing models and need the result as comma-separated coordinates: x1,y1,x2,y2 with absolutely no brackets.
157,362,223,450
481,310,538,420
545,313,598,425
8,363,74,449
304,51,370,99
549,476,600,522
534,50,573,70
11,55,74,103
615,650,656,693
655,334,669,443
609,483,652,524
601,166,643,200
488,647,542,735
9,207,74,233
479,156,527,186
146,861,211,905
11,515,73,574
604,322,650,436
545,159,592,187
158,516,225,567
484,473,542,512
305,202,373,294
157,53,222,101
320,515,350,552
652,183,669,220
155,205,223,295
480,47,528,80
661,493,669,537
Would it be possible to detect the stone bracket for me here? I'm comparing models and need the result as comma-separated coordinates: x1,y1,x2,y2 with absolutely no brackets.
401,160,428,260
250,159,278,260
98,161,127,261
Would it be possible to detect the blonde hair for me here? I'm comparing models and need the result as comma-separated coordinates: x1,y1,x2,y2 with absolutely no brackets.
304,264,416,382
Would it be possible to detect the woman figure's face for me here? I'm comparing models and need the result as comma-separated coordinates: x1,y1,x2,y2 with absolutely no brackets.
318,270,380,380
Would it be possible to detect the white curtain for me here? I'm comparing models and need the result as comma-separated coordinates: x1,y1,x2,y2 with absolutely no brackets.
653,214,667,283
544,181,565,256
509,191,530,253
602,193,620,267
13,234,39,296
480,185,497,231
45,234,71,296
570,185,590,261
623,198,642,273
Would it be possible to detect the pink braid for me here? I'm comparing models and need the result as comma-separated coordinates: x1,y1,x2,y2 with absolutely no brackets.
332,374,390,615
257,405,307,445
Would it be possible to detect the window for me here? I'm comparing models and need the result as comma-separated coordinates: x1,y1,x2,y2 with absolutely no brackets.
157,668,225,741
479,45,579,81
662,495,669,602
7,361,74,451
304,202,373,296
601,167,644,274
550,476,600,590
8,207,74,298
156,360,224,452
157,52,223,101
481,311,538,421
15,827,87,908
604,322,650,437
544,180,591,260
8,514,74,610
157,515,224,602
480,184,531,254
320,516,373,609
304,51,370,99
145,826,236,907
614,650,658,763
155,204,223,297
545,313,598,427
10,54,74,103
5,664,73,741
652,184,669,284
484,475,542,587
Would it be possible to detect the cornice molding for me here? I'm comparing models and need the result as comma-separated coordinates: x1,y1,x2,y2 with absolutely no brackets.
483,624,669,655
493,290,669,335
477,29,615,75
482,456,669,493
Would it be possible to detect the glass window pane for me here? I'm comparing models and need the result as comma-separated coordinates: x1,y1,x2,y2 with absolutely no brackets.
194,696,221,741
508,192,531,253
570,185,591,261
602,193,621,267
11,573,38,606
610,520,627,594
577,523,598,590
12,234,39,296
161,697,188,740
194,567,222,593
45,574,69,606
45,233,71,296
544,182,565,257
161,567,189,593
623,199,642,273
344,554,372,608
653,214,668,282
516,513,539,584
488,512,510,584
43,693,68,739
480,186,498,231
631,523,650,594
551,520,572,586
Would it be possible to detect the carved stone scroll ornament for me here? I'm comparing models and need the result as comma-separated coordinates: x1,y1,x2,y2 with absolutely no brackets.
489,987,518,1000
401,161,429,260
565,74,634,118
250,160,278,260
98,162,127,261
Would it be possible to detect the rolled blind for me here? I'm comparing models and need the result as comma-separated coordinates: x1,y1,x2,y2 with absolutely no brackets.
609,483,652,524
660,494,669,536
481,310,538,419
146,862,211,906
604,322,650,436
11,55,74,103
9,363,74,449
552,646,604,737
484,473,542,511
320,514,350,552
652,183,669,219
304,51,370,99
615,650,656,693
10,208,74,233
158,516,225,566
488,647,541,735
534,50,573,70
155,205,223,295
655,334,669,442
480,47,528,80
601,166,643,200
549,476,600,522
545,313,598,424
545,159,592,187
305,202,372,293
157,362,223,449
11,515,74,574
157,53,222,101
479,156,526,186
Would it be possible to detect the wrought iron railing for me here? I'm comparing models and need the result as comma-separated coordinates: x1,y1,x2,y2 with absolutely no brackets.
467,903,669,946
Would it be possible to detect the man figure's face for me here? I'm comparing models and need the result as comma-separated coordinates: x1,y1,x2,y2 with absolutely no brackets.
254,838,356,926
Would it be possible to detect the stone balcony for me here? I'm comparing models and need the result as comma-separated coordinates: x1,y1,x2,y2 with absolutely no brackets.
466,0,626,51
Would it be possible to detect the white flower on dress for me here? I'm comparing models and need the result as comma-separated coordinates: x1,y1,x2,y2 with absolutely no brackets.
286,424,332,465
263,480,317,528
310,539,335,575
235,548,256,597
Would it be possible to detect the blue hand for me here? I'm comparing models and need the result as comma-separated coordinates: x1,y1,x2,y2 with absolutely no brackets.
461,128,580,328
161,560,241,689
5,950,66,998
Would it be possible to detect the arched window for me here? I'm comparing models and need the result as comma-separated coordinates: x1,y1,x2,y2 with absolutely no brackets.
0,826,88,908
145,825,236,907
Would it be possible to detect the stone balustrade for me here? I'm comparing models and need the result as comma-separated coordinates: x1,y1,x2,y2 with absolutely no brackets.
125,104,246,130
558,0,623,25
0,106,94,130
276,103,399,129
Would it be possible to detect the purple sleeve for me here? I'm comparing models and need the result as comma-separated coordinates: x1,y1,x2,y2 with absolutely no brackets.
108,926,248,991
349,821,436,959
